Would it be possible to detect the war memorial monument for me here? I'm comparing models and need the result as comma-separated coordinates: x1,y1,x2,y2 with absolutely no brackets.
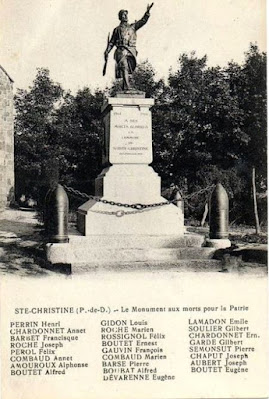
46,4,230,268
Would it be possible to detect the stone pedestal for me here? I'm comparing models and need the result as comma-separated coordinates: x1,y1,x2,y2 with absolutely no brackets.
77,96,184,236
46,94,212,269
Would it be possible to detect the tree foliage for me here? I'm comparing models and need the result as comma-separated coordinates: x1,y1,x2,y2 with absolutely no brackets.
15,68,64,198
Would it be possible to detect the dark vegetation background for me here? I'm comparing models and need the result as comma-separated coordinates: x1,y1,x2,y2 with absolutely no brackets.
14,44,267,227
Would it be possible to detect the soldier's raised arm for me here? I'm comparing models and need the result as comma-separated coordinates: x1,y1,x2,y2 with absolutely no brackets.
134,3,154,31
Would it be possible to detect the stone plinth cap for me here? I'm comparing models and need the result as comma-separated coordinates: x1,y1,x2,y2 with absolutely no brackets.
102,97,154,114
115,90,146,98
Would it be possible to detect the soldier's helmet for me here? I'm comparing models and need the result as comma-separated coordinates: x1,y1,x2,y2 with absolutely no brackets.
118,9,128,20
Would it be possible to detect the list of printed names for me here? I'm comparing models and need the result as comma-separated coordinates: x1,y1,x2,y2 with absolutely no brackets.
101,319,174,381
9,321,88,376
8,304,262,380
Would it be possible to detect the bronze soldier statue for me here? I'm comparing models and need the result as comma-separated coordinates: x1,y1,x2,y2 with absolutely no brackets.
103,3,154,91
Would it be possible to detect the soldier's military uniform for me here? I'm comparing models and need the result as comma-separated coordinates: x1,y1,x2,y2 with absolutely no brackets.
105,11,150,90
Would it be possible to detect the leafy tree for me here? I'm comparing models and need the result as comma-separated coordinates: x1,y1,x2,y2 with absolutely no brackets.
226,44,267,228
15,68,64,201
55,87,104,192
240,45,266,231
167,53,247,180
15,69,105,204
240,44,266,176
151,50,265,223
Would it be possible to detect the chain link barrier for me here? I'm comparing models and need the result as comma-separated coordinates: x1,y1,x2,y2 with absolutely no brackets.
63,185,170,210
62,184,214,214
183,185,215,201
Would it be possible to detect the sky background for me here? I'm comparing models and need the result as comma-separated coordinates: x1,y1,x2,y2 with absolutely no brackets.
0,0,266,93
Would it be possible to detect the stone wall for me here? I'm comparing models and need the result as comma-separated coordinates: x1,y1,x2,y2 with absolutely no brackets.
0,66,14,210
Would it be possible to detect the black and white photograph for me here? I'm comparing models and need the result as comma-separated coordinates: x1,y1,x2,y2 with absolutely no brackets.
0,1,267,398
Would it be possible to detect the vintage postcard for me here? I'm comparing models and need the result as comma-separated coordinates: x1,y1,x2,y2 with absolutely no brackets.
0,1,267,398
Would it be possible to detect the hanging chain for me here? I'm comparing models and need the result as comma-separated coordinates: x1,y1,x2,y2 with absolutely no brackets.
184,185,215,200
62,184,214,210
63,185,170,209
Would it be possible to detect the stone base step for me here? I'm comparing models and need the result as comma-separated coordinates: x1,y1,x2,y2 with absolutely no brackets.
68,233,205,248
46,244,215,265
71,259,222,273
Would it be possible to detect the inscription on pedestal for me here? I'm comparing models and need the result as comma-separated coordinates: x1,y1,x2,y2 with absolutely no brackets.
109,107,152,164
